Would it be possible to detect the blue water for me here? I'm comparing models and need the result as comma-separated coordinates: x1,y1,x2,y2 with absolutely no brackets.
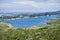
4,15,60,28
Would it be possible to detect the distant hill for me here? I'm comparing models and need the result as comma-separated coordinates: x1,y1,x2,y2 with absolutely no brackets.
0,11,60,20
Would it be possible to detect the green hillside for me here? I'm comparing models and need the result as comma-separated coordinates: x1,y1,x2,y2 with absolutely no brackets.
0,18,60,40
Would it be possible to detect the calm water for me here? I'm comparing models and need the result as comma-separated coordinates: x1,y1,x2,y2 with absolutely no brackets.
4,15,60,28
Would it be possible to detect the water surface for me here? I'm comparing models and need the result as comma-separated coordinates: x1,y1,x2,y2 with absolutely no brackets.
4,15,60,28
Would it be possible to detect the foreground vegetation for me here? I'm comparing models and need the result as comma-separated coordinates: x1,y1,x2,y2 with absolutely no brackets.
0,18,60,40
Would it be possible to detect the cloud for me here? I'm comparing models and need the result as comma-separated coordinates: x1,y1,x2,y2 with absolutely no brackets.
48,0,60,3
12,1,60,9
12,1,38,7
0,0,60,12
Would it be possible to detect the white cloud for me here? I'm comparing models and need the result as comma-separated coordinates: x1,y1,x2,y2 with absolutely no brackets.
12,1,60,8
0,3,13,8
12,1,38,7
48,0,60,3
0,0,60,12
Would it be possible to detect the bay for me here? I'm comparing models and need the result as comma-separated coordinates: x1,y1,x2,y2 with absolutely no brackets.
4,15,60,28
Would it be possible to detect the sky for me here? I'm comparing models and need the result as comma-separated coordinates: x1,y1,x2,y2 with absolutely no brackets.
0,0,60,13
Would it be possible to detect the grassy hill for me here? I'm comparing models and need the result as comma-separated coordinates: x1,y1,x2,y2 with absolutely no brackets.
0,22,12,31
0,18,60,40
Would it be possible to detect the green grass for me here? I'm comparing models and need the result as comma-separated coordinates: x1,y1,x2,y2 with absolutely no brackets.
0,18,60,40
0,22,12,31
